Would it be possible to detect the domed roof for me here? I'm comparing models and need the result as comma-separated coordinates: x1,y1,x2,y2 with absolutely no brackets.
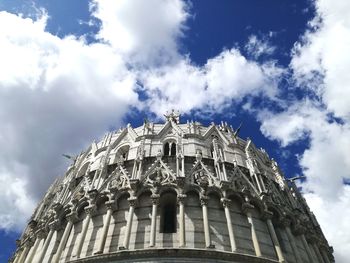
11,117,334,263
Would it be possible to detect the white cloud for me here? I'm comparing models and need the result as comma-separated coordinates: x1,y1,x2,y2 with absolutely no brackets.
91,0,189,65
258,2,350,261
291,0,350,121
0,167,36,231
245,35,276,59
304,187,350,263
259,101,350,200
142,49,283,116
259,100,350,262
0,11,138,231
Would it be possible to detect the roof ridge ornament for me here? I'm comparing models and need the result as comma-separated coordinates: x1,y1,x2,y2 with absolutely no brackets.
164,109,180,124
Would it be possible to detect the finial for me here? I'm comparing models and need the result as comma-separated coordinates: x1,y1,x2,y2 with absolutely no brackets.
233,122,243,138
164,109,180,124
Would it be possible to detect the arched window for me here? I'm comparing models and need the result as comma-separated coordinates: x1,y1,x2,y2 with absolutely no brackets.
170,143,176,156
164,142,170,156
160,192,177,233
117,145,130,161
163,141,177,156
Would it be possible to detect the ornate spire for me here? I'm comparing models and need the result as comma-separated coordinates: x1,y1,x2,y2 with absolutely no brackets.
164,109,180,124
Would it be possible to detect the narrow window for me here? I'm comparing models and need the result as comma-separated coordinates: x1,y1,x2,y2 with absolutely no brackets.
164,142,170,156
170,143,176,156
160,192,177,233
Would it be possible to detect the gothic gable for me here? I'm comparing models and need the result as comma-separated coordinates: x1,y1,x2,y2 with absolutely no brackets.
142,157,176,187
189,159,217,187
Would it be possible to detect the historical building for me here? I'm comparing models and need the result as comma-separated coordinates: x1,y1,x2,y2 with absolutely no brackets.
11,111,334,263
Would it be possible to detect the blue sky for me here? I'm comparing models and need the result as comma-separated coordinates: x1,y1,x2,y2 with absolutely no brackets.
0,0,349,261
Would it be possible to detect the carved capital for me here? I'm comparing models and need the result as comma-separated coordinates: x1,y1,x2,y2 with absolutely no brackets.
36,228,47,239
200,195,209,206
262,210,274,220
51,202,63,214
128,196,138,207
177,194,187,204
221,198,231,208
242,202,255,215
66,211,79,223
151,194,160,205
48,219,61,231
84,204,97,216
87,189,98,201
280,217,292,228
105,200,116,210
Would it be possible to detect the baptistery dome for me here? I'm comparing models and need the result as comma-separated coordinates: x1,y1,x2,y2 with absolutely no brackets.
12,112,334,263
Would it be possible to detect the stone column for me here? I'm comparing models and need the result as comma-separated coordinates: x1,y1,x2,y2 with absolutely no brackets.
53,213,77,263
258,174,267,192
243,202,261,257
312,243,325,263
74,205,95,258
253,173,263,193
222,163,228,181
200,196,213,248
320,247,331,263
283,221,302,263
95,200,115,254
17,240,32,263
178,194,186,247
13,248,22,263
24,237,40,263
301,234,314,263
37,226,56,263
121,196,137,250
264,212,284,262
137,161,143,180
149,194,159,247
221,198,237,252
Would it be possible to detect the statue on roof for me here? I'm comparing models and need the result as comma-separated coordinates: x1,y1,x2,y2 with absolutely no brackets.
164,109,180,124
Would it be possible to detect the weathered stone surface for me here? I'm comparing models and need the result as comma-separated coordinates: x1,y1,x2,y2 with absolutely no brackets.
11,118,333,263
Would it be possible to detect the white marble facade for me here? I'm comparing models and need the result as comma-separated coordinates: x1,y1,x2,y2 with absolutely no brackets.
11,112,334,263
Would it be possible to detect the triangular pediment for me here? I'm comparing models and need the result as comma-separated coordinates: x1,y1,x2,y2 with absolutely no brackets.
202,124,230,146
189,160,217,186
230,166,259,196
101,165,131,192
110,127,137,151
157,121,184,139
142,158,176,186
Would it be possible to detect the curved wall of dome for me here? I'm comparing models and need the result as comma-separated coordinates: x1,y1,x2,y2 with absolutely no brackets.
11,114,334,263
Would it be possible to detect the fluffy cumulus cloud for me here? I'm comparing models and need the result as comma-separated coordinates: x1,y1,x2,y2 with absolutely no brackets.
291,0,350,121
0,10,138,231
91,0,188,65
304,187,350,263
259,101,350,200
259,0,350,260
142,50,282,116
259,102,350,263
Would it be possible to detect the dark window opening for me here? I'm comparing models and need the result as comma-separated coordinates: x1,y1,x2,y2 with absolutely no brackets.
160,192,177,233
164,142,170,156
170,143,176,156
161,204,176,233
